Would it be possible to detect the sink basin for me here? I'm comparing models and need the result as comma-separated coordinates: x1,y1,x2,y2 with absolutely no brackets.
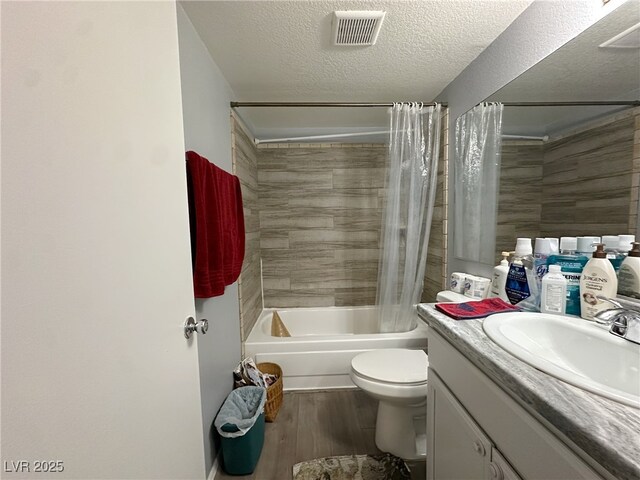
483,313,640,408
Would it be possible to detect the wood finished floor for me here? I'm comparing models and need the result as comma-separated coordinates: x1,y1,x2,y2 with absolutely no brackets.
215,389,382,480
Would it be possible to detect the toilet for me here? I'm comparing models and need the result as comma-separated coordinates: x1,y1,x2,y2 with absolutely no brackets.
350,348,428,460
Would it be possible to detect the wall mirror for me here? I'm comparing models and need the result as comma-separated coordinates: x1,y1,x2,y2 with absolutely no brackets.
454,0,640,265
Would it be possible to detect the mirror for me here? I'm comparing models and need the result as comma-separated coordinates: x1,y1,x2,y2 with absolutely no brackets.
456,0,640,264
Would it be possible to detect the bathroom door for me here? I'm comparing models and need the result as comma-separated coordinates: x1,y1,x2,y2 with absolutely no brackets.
1,2,206,479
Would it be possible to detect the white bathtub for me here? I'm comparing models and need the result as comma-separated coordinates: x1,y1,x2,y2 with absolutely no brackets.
244,306,428,391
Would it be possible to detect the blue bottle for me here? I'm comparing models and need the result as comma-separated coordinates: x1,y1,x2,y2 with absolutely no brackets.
547,237,588,316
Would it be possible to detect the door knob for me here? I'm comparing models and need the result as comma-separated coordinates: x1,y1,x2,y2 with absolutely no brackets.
184,317,209,339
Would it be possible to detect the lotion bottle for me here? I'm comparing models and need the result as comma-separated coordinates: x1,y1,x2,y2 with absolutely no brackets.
618,242,640,299
540,265,567,315
579,244,618,321
491,251,510,301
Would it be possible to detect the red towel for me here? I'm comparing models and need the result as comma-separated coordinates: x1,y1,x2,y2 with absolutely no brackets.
435,298,520,320
186,151,245,298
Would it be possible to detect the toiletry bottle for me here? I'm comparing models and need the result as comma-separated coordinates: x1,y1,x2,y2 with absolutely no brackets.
602,235,625,272
540,265,567,315
547,237,588,316
547,238,559,255
491,252,510,302
576,236,597,256
618,234,636,256
505,238,539,311
534,238,552,288
580,244,618,321
618,242,640,299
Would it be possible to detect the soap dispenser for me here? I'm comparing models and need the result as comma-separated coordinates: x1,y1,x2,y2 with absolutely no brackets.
491,251,510,302
579,244,618,321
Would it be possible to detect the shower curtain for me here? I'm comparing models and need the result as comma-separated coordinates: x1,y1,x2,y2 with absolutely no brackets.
453,102,503,264
376,103,441,333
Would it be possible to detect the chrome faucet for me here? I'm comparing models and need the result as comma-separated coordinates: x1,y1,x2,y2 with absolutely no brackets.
594,296,640,345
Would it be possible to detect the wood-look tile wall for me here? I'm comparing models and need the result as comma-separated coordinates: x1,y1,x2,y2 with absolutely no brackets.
422,109,449,302
257,144,387,308
540,114,635,238
496,109,637,261
231,115,262,341
629,109,640,235
496,142,544,262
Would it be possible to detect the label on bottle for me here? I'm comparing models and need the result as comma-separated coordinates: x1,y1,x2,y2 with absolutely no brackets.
543,284,564,313
505,264,530,305
580,263,618,320
547,254,588,316
618,264,640,298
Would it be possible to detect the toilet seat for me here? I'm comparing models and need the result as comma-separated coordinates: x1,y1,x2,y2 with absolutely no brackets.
351,348,428,385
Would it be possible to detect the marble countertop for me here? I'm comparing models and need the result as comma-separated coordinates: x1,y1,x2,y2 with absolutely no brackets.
417,303,640,480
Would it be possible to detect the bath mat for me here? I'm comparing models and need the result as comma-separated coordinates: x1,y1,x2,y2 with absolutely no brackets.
293,453,410,480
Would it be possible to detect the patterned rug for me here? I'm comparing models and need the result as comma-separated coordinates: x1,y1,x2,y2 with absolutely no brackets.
293,453,411,480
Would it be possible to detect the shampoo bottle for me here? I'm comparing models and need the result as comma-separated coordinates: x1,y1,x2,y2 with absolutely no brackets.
540,265,567,315
491,251,510,301
580,244,618,321
618,242,640,299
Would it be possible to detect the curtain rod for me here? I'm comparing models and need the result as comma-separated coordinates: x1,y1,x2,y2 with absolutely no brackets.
230,101,446,108
500,101,640,107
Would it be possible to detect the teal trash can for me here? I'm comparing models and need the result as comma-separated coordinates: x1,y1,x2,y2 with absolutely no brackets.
214,386,267,475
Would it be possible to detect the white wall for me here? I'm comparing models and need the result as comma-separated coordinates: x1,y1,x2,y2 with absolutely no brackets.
437,0,627,279
1,2,206,478
176,5,242,476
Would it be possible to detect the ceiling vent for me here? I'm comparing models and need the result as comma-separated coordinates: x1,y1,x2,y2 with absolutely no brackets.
599,22,640,49
332,11,386,46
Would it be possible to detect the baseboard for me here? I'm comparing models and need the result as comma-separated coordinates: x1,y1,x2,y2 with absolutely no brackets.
207,453,220,480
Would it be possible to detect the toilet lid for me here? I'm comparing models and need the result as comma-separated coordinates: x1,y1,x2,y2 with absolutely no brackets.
351,349,428,384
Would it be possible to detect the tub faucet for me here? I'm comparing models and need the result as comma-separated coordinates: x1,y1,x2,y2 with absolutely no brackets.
594,296,640,345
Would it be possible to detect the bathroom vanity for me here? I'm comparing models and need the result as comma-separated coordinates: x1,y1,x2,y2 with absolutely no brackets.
417,304,640,480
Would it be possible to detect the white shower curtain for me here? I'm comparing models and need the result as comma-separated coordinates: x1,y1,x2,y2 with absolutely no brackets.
453,103,503,264
376,103,441,333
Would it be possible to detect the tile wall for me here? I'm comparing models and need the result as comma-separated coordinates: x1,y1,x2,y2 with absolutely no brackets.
257,144,387,308
630,109,640,235
540,112,635,238
231,114,262,341
496,142,544,261
496,108,638,260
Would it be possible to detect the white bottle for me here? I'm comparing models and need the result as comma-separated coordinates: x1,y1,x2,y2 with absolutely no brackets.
491,251,510,301
540,265,567,315
505,238,539,311
579,244,618,321
618,242,640,298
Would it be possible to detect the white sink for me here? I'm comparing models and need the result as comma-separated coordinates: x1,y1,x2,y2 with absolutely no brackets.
483,313,640,408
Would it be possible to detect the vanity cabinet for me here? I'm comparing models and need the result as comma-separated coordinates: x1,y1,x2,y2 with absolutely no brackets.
427,328,611,480
428,371,522,480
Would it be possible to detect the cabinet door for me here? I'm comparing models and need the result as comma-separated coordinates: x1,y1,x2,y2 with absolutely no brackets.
427,370,493,480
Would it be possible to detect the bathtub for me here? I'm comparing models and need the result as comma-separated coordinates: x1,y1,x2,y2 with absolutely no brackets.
244,306,428,391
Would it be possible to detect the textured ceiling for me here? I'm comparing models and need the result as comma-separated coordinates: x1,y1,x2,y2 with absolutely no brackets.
181,0,533,141
490,0,640,136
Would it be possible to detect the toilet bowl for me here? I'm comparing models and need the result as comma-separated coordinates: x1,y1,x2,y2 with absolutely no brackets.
350,348,428,461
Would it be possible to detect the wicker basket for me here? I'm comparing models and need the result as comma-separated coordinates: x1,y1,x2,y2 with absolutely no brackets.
257,362,283,422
